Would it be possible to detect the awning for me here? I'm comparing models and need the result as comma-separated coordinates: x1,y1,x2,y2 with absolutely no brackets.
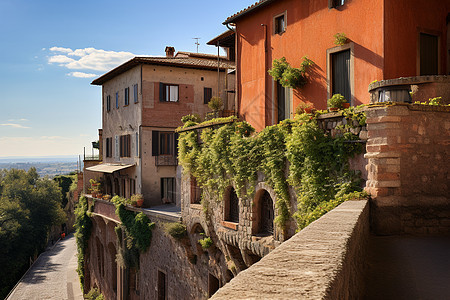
85,163,135,174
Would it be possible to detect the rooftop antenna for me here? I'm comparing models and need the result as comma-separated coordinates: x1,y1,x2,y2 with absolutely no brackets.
193,37,201,53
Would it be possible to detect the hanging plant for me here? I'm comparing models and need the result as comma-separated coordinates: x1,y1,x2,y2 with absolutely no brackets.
334,33,348,46
268,56,314,89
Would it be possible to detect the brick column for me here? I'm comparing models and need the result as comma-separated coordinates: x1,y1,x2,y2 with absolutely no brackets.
365,104,450,235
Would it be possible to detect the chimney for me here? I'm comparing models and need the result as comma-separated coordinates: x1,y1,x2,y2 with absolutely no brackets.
165,46,175,58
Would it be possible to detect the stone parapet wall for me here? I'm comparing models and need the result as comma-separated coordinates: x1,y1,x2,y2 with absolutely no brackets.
211,200,369,300
364,104,450,235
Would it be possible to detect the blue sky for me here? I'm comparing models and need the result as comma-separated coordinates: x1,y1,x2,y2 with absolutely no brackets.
0,0,250,158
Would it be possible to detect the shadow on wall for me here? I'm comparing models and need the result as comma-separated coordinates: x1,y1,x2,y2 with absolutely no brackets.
294,62,327,108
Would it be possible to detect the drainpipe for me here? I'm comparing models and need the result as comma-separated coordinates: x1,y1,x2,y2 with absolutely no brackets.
261,24,268,125
217,41,220,98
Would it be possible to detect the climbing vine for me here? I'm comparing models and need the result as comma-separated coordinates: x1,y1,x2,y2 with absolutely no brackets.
178,107,368,231
111,196,155,268
74,195,92,290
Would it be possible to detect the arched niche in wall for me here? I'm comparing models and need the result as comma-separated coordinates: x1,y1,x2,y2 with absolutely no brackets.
107,242,118,294
252,189,274,236
223,186,239,223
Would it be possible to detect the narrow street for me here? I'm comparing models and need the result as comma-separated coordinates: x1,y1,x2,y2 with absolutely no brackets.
7,233,83,300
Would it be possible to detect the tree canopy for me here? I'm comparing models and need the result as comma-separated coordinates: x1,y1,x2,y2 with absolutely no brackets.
0,168,66,298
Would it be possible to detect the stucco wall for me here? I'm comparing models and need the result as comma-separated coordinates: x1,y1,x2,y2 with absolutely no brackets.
384,0,449,79
235,0,384,131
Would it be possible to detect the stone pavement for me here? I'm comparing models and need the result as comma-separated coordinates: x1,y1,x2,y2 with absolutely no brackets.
7,233,84,300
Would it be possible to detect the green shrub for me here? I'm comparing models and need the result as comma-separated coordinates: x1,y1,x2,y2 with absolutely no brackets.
268,56,313,89
165,222,187,239
208,97,223,111
181,114,202,124
327,94,346,109
334,33,347,46
85,288,104,300
199,237,213,249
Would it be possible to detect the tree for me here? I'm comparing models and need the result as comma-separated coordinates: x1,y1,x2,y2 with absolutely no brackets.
0,168,66,298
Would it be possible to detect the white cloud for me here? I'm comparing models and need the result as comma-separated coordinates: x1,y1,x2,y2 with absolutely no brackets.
48,55,76,64
50,46,73,53
0,123,30,129
68,72,97,78
8,118,28,122
48,46,137,72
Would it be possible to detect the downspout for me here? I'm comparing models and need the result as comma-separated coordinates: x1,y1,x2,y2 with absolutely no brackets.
226,22,239,116
261,24,269,125
217,41,220,98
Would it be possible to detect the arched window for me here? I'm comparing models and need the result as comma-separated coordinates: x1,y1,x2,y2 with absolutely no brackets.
252,190,274,236
96,237,104,277
224,187,239,223
260,191,274,235
108,243,117,294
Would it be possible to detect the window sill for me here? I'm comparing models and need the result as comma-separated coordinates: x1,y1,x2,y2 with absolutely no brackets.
221,220,238,231
190,203,202,210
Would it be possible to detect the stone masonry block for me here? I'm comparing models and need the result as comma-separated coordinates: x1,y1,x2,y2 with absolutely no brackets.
367,123,401,130
365,116,402,124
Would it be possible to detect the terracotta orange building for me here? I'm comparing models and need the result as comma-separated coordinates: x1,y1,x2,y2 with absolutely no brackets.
224,0,450,131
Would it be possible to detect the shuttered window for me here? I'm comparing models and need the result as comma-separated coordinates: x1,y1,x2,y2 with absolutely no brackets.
115,92,119,109
159,83,179,102
106,95,111,112
420,33,438,76
277,82,291,122
105,137,112,158
152,131,178,156
120,134,131,157
204,87,212,104
133,84,138,103
124,87,130,106
274,14,285,34
114,135,119,160
331,49,351,102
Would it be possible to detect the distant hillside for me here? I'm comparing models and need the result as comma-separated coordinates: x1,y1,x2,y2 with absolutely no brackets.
0,156,80,177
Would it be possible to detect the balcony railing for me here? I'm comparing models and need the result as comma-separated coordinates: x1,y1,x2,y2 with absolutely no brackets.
156,155,178,166
84,155,100,161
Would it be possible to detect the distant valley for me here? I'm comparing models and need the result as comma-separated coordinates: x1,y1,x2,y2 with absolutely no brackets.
0,156,80,177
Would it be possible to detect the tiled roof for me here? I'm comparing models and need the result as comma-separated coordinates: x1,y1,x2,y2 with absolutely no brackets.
224,0,276,24
91,56,235,85
175,51,227,60
137,56,234,69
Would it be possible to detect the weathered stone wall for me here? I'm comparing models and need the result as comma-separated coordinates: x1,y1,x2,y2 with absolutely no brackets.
365,104,450,235
211,200,369,300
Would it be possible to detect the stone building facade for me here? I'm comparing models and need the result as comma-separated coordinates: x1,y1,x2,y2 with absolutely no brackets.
85,49,235,208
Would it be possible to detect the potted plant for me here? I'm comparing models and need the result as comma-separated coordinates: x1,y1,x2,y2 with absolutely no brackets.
327,94,346,111
89,179,101,198
135,194,144,207
295,102,315,114
103,194,111,201
334,33,348,46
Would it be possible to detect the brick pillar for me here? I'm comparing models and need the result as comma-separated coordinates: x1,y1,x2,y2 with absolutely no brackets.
365,104,450,235
364,105,406,234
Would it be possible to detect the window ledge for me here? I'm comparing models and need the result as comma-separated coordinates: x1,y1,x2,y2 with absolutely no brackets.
190,203,202,210
221,220,238,231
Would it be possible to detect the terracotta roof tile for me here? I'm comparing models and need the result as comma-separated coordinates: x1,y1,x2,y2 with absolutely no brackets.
224,0,275,24
91,56,235,85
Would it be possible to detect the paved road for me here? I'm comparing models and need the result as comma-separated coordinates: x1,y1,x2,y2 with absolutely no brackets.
7,233,84,300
